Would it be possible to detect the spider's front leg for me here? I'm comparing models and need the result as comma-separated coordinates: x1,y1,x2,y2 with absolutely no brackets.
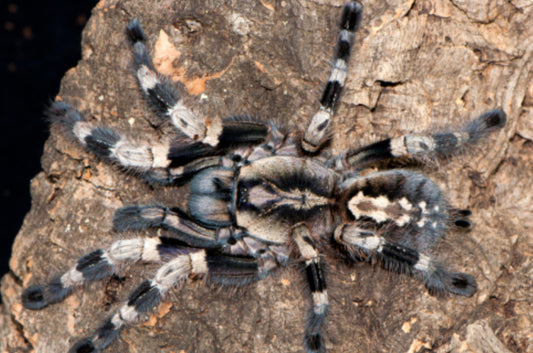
67,249,265,353
47,17,271,186
292,224,329,353
127,19,269,165
112,205,230,248
47,101,187,181
303,1,363,153
24,235,269,353
47,101,267,185
22,236,196,310
126,18,215,144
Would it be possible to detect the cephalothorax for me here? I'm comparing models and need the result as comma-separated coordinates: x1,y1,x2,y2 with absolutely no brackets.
22,2,506,353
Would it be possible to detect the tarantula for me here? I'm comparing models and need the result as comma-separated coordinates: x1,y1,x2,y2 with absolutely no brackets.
22,2,506,353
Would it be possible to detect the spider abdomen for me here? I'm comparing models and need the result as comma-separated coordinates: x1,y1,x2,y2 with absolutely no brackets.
341,170,450,247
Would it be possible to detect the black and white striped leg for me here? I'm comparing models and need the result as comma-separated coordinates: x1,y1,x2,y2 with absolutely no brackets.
68,250,262,353
303,1,363,153
127,19,216,143
127,20,269,153
167,117,268,167
345,108,506,166
113,205,234,247
334,224,477,297
22,236,195,310
224,236,291,274
293,224,328,353
48,102,174,173
48,102,214,183
144,156,224,185
47,102,267,181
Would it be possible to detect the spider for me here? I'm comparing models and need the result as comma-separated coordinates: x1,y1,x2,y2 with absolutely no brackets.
21,2,506,353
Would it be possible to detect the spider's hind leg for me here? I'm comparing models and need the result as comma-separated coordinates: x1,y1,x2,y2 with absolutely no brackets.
345,108,506,167
303,1,363,153
334,224,476,296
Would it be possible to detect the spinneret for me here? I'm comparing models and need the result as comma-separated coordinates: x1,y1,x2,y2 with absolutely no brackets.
22,2,506,353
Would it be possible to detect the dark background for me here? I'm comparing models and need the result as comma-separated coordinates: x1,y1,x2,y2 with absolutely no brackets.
1,0,97,290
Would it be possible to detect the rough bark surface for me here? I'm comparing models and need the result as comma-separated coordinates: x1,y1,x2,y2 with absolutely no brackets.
2,0,532,352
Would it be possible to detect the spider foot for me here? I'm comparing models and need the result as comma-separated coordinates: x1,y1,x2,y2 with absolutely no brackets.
22,279,72,310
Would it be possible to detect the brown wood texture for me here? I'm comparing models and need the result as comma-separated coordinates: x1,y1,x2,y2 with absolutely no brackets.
2,0,532,352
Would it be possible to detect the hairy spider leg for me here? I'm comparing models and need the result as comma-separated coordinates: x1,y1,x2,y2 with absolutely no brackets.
303,1,363,152
67,250,264,353
345,108,506,167
126,19,215,143
47,101,268,185
113,205,233,248
293,224,329,353
333,224,476,296
47,101,176,172
22,236,197,310
166,117,268,167
336,169,477,296
144,156,224,185
127,19,269,153
224,236,291,273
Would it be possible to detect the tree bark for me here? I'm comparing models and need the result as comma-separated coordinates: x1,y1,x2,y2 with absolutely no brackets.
2,0,532,352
